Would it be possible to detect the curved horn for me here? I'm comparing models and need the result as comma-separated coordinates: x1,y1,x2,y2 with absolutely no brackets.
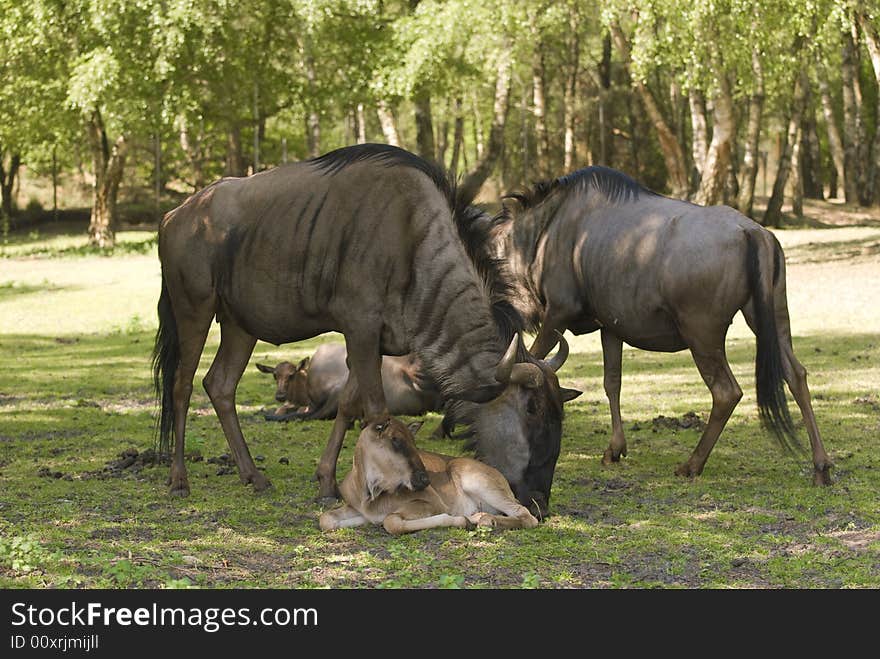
495,335,519,384
545,331,569,373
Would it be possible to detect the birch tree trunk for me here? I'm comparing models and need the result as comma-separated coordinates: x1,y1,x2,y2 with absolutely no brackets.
414,90,435,161
0,150,21,223
858,8,880,205
86,110,127,248
563,14,580,172
458,46,512,206
532,42,550,177
816,61,846,199
842,28,861,204
737,49,765,217
694,66,735,206
764,69,808,227
449,97,464,178
377,100,402,147
610,21,689,199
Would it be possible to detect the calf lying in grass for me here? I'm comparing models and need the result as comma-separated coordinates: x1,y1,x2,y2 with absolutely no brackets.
319,416,539,535
257,343,442,421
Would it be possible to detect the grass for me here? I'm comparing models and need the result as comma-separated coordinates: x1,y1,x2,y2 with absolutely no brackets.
0,219,879,589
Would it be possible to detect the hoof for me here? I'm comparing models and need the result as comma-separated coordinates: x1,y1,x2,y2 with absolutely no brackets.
602,448,624,465
813,465,833,486
247,472,271,492
470,512,495,528
169,483,190,497
314,494,340,507
675,462,700,479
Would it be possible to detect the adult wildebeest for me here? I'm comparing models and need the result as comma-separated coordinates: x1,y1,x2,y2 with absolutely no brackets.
319,416,539,535
152,144,579,515
256,343,442,421
496,165,831,485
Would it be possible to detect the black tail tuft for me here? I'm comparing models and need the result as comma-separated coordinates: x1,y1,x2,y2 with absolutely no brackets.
151,275,179,458
746,234,801,453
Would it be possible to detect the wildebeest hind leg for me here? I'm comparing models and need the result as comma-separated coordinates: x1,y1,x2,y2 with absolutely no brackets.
600,330,627,464
676,335,743,478
169,307,214,497
203,321,269,491
743,302,832,485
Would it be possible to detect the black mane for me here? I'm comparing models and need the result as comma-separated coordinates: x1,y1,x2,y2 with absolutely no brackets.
505,165,656,210
309,143,454,205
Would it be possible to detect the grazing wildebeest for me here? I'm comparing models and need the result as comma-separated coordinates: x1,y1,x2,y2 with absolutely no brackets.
152,143,579,515
495,165,831,485
319,416,539,535
256,343,442,421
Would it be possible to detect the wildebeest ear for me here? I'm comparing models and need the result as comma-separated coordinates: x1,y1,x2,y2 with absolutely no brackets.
560,387,582,403
407,421,424,436
255,363,275,374
297,357,310,371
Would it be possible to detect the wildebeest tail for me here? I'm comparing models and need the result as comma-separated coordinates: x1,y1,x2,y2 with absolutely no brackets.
745,232,800,452
151,274,179,457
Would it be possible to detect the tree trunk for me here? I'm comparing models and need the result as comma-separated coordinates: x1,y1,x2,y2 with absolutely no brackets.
450,98,464,179
225,123,246,176
610,21,688,199
178,115,205,190
694,67,735,206
356,103,367,144
858,8,880,205
842,28,861,204
737,49,765,217
563,14,580,172
86,110,127,248
0,149,21,224
458,45,512,206
304,50,321,158
532,40,549,177
414,90,435,161
689,90,709,184
816,61,846,199
598,32,612,166
790,127,804,217
377,100,402,147
802,109,824,199
764,69,808,228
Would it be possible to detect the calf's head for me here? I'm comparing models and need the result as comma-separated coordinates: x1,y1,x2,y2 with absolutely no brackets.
355,416,430,500
256,358,310,406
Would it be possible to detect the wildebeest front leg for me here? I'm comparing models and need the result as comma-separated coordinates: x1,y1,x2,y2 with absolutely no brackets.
203,321,270,491
316,376,358,503
600,329,627,465
676,343,743,478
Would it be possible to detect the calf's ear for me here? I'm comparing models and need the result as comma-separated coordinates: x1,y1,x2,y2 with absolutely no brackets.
255,363,275,374
407,421,424,436
297,357,310,371
560,387,582,403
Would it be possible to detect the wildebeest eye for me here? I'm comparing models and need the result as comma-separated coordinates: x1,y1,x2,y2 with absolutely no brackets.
374,422,387,433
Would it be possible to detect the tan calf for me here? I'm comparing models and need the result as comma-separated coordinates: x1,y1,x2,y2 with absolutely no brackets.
319,416,539,535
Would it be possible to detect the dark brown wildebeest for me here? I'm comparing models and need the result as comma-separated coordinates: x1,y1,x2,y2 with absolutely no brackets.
152,144,579,515
495,165,831,485
319,416,539,535
256,343,442,421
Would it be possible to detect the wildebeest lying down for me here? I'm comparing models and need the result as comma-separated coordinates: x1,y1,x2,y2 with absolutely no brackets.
497,165,831,485
319,416,540,535
152,143,579,516
256,342,442,421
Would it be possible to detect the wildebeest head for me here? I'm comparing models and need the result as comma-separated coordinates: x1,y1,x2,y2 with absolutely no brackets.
457,333,581,518
256,358,310,406
355,416,431,500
